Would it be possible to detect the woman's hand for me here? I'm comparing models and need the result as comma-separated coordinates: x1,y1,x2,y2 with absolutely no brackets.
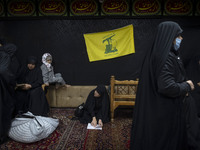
186,80,195,90
91,117,97,127
23,84,32,90
98,119,103,127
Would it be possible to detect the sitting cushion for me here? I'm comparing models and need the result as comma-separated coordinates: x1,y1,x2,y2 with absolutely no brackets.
8,112,59,143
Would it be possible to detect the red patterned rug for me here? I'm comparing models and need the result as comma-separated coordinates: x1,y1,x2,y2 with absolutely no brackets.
0,107,133,150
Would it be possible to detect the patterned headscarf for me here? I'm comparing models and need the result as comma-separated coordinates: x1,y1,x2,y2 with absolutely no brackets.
42,53,52,71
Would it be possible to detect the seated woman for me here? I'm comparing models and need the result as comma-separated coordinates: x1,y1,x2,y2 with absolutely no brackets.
79,85,110,127
40,53,70,89
15,56,49,116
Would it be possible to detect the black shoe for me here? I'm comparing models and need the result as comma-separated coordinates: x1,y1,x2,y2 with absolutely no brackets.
71,116,79,120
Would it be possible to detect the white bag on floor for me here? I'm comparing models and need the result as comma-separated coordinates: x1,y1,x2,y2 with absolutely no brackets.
8,111,59,143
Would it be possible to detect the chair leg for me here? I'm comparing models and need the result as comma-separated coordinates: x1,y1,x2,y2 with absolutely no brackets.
111,109,114,122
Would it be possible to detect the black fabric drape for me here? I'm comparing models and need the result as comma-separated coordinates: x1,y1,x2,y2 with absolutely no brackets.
0,49,10,73
184,95,200,150
186,55,200,117
79,85,110,124
130,21,199,150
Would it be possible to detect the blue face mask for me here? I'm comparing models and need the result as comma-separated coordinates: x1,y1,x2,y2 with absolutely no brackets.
174,38,182,51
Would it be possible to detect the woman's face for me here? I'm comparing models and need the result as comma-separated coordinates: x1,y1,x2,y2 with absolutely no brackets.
94,90,100,97
173,35,183,44
27,64,35,70
47,59,52,64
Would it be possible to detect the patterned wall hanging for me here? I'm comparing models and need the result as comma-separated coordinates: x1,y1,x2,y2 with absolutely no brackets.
195,0,200,15
164,0,193,16
0,0,5,17
101,0,130,16
7,0,36,17
70,0,98,16
132,0,161,16
38,0,67,16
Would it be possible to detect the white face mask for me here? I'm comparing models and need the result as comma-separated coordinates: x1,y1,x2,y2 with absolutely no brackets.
174,38,182,51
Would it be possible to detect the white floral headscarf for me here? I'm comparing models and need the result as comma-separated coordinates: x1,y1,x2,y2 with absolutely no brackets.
42,53,52,71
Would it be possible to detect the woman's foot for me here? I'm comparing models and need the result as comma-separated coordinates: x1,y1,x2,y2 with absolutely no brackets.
62,84,71,88
65,84,71,88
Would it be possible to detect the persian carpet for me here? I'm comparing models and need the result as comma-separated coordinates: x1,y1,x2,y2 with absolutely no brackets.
0,107,133,150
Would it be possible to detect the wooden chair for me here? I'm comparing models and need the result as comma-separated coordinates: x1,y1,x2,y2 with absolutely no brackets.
110,75,139,121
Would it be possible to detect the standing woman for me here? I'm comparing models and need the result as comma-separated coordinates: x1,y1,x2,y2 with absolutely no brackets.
79,85,110,127
130,21,200,150
15,56,49,116
0,41,18,144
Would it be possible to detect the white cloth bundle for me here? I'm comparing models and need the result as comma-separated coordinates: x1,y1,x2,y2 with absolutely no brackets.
8,112,59,143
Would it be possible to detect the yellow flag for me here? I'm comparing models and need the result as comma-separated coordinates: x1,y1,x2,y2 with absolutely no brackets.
84,24,135,62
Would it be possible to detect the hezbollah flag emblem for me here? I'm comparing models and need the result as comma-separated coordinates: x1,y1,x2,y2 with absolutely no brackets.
84,24,135,62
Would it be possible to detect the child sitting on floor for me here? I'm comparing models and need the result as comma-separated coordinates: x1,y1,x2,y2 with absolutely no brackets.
40,53,70,89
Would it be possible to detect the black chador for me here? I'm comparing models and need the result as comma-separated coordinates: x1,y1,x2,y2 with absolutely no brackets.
79,85,110,124
16,56,49,116
186,55,200,117
130,21,200,150
0,43,18,145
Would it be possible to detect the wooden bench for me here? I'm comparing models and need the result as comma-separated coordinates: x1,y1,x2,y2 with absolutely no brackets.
110,75,139,121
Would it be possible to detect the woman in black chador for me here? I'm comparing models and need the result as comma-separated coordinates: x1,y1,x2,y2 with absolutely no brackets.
79,85,110,127
0,41,18,145
16,56,49,116
130,21,200,150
